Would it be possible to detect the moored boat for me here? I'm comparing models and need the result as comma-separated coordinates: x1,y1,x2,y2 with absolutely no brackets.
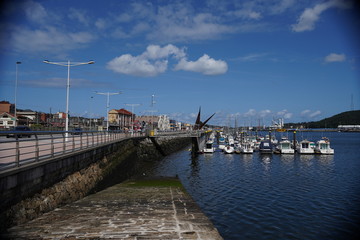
223,145,235,154
203,141,215,153
241,142,254,154
218,137,226,150
259,140,273,154
297,139,315,154
314,137,334,154
274,139,294,154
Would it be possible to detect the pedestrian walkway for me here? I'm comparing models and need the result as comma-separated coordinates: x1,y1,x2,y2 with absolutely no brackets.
3,178,223,239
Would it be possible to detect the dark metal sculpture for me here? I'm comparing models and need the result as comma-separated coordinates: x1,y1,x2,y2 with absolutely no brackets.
193,107,215,130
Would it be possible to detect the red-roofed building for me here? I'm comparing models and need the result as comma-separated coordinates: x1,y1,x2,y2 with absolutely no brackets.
108,108,133,130
0,101,15,114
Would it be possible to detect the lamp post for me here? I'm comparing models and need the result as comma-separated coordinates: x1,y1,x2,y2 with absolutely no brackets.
14,61,21,127
125,103,141,136
95,91,121,131
43,60,94,138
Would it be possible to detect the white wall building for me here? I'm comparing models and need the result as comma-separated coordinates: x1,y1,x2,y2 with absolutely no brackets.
157,115,170,131
0,112,16,129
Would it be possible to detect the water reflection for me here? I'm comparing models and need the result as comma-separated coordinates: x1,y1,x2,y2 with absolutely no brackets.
260,154,272,171
223,153,235,162
315,154,334,166
241,154,253,168
299,155,315,167
280,154,295,165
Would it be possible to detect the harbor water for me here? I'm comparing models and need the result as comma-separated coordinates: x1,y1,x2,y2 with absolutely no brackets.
145,132,360,240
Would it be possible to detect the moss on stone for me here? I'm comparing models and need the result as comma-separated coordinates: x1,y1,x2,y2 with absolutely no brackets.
123,178,183,188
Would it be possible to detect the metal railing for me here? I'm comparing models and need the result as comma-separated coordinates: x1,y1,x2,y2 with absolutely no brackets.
0,129,204,172
0,130,144,171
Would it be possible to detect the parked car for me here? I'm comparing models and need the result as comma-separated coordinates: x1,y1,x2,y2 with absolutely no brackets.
71,128,83,135
6,126,32,138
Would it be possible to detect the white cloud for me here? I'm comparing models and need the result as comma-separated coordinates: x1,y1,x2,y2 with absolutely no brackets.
270,0,296,14
292,0,352,32
23,0,48,23
108,45,228,77
244,109,257,117
95,18,107,30
241,109,272,119
174,54,228,75
324,53,346,62
107,54,168,77
24,77,105,88
231,8,262,20
143,44,186,60
107,44,185,77
259,109,272,118
1,1,96,55
68,8,89,26
9,26,94,53
238,53,269,62
277,109,293,119
146,4,236,42
309,110,321,118
301,109,321,119
301,109,311,116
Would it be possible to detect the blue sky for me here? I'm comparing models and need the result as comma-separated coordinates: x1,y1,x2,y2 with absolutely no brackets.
0,0,359,126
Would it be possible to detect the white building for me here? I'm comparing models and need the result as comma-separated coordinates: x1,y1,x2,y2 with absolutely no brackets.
338,125,360,131
0,112,16,129
157,115,170,131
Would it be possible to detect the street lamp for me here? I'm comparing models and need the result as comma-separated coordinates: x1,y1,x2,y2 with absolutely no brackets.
43,60,94,138
14,61,21,127
95,91,121,131
125,103,141,135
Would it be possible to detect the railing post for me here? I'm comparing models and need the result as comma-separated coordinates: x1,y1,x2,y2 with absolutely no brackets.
72,132,75,151
15,134,20,167
35,133,39,161
62,132,66,154
50,133,54,158
80,132,83,149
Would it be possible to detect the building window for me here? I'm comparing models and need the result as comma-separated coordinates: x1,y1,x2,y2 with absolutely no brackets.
8,121,13,124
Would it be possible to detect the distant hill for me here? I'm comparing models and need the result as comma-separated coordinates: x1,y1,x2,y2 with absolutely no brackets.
284,110,360,129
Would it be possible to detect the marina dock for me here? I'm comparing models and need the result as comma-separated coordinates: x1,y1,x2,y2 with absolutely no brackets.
3,178,223,240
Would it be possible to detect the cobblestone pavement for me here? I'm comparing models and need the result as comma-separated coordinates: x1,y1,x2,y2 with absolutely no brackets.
3,179,223,240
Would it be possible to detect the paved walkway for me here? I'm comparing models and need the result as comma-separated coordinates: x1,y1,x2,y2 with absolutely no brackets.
3,178,223,239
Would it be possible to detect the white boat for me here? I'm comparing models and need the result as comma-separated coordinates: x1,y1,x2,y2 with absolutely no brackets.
314,137,334,154
297,140,315,154
275,140,294,154
223,145,234,154
203,141,215,153
241,142,253,154
218,137,226,150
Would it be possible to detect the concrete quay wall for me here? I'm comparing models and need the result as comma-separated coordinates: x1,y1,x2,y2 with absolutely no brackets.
0,136,191,231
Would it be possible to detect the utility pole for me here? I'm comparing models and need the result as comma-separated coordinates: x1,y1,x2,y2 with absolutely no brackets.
14,61,21,127
125,103,141,136
95,91,121,131
44,60,94,138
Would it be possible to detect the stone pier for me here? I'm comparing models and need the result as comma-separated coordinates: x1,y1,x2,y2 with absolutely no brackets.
2,178,223,240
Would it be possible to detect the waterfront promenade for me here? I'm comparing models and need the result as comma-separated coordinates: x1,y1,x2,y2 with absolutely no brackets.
3,178,223,240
